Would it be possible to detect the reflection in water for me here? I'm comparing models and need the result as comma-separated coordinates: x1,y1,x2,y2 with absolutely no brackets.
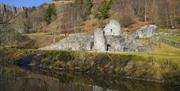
0,73,179,91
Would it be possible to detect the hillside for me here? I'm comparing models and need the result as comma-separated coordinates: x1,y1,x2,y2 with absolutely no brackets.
1,0,180,33
0,0,179,49
43,0,180,33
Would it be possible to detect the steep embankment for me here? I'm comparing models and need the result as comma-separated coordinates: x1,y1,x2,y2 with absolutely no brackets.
0,4,48,33
0,4,50,47
0,48,180,85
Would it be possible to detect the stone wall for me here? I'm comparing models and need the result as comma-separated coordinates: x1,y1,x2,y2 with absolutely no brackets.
93,28,106,51
104,19,121,36
133,25,159,38
105,35,147,52
105,36,124,51
41,33,93,51
152,37,180,47
41,20,149,52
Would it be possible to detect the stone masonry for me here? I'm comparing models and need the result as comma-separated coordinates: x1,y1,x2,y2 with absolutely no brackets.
41,19,149,52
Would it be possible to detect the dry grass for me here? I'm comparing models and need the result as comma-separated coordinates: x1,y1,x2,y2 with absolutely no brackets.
124,19,148,32
163,36,180,42
24,33,65,48
81,19,107,34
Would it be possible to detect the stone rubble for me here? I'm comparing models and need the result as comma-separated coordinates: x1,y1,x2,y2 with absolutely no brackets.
133,25,159,38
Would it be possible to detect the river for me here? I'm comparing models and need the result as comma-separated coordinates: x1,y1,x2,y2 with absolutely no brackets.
0,72,179,91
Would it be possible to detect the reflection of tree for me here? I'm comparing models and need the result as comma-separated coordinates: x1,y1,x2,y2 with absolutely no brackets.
0,73,176,91
18,78,49,91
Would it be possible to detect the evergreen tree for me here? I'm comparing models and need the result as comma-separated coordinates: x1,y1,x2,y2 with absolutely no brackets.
44,4,57,24
96,0,112,19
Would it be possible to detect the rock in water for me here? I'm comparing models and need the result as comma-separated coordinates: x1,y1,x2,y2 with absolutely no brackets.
104,19,121,36
133,25,159,38
94,28,106,51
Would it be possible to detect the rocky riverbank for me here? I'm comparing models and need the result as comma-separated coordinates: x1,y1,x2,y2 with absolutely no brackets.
0,48,180,85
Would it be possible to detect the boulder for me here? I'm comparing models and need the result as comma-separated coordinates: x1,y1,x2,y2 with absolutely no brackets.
133,25,159,38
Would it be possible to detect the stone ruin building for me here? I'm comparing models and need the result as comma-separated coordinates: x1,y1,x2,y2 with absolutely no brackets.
93,20,145,52
41,19,159,52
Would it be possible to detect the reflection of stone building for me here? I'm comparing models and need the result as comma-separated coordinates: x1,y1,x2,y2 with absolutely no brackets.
41,19,147,52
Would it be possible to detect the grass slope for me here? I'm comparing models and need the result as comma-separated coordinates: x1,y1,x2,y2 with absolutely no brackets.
0,44,180,84
162,36,180,43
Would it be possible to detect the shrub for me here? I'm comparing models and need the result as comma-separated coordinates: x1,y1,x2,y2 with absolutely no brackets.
44,4,57,24
96,0,112,19
175,17,180,24
53,61,63,67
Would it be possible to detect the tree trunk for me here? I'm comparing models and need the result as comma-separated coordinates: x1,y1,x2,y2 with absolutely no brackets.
144,0,147,23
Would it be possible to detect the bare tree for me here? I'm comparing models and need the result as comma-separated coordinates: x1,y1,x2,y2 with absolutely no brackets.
144,0,147,23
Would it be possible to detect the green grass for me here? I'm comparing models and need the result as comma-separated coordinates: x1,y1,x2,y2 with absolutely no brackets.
1,46,180,66
137,38,180,62
162,36,180,42
173,29,180,34
160,29,180,34
0,48,178,64
0,47,180,84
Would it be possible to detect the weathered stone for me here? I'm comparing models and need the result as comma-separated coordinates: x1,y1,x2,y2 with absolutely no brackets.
105,36,123,51
104,19,121,36
41,33,93,51
93,28,106,52
152,36,180,47
41,20,149,52
133,25,159,38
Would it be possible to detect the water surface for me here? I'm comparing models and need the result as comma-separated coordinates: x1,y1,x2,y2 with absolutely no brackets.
0,73,179,91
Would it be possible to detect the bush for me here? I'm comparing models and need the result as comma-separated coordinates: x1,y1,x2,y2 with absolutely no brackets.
53,61,63,67
44,4,57,24
96,0,112,19
175,17,180,24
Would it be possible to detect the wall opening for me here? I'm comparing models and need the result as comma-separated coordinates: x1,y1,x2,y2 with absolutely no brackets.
90,42,94,50
106,44,111,51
